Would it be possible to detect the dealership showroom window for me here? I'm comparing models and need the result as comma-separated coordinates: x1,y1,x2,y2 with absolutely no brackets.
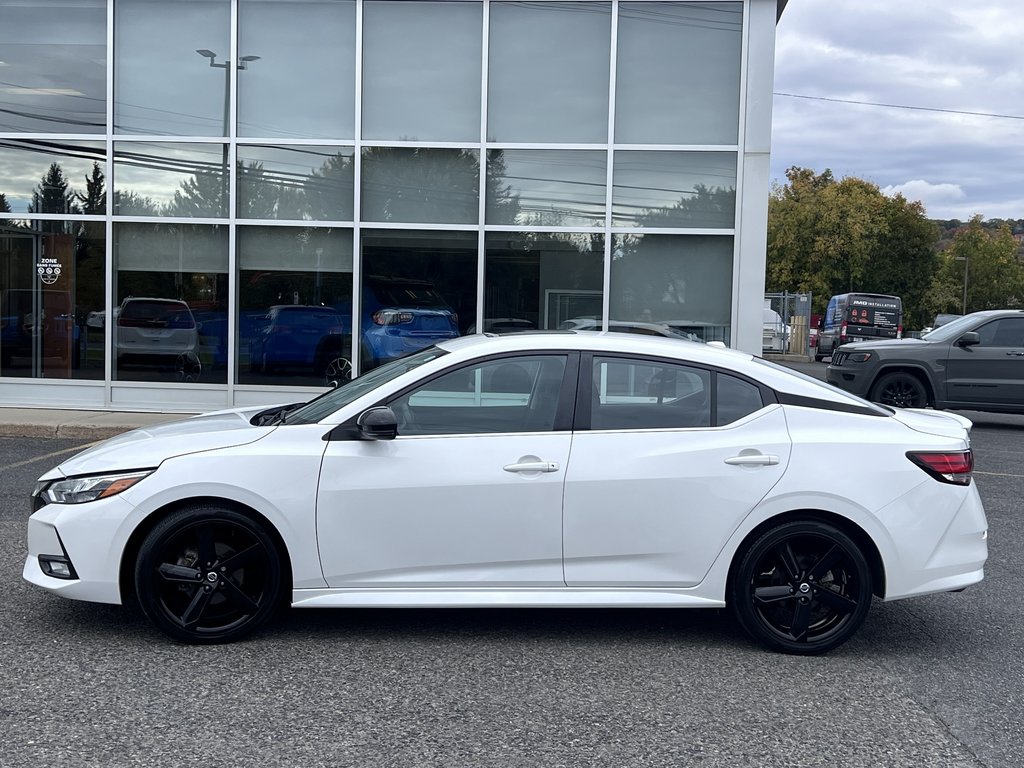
0,0,777,411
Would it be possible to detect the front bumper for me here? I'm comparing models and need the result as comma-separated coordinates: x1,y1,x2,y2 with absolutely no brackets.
825,362,874,396
23,495,137,605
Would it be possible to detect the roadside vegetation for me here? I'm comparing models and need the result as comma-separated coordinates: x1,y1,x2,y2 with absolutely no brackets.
766,167,1024,330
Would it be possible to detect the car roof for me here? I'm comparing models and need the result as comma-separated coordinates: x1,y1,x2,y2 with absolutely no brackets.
434,331,871,408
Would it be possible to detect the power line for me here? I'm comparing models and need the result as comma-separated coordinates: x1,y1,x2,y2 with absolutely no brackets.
774,92,1024,121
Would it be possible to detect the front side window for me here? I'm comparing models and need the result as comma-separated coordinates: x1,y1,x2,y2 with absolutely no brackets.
976,317,1024,347
591,357,711,430
391,355,568,435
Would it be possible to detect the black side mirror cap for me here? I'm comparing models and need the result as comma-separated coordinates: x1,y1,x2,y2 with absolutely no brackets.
357,406,398,440
956,331,980,347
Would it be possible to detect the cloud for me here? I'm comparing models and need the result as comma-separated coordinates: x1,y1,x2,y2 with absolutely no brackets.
882,179,964,206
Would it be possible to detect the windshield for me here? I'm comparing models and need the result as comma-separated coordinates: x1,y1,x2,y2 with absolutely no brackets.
284,347,448,425
921,313,980,342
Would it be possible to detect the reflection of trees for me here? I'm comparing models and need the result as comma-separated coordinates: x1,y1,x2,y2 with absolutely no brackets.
634,183,735,228
362,147,479,223
0,193,10,213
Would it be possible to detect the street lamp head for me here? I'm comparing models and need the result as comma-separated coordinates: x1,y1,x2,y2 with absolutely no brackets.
195,49,217,60
240,55,261,63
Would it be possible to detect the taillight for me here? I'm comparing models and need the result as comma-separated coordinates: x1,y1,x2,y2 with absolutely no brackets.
839,321,847,343
907,450,973,485
897,325,903,339
373,310,414,326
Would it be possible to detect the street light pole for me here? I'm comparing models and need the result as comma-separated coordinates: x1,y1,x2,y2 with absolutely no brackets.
195,50,260,209
956,254,969,314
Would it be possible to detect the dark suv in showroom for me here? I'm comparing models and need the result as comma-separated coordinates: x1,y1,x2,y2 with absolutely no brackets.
826,309,1024,412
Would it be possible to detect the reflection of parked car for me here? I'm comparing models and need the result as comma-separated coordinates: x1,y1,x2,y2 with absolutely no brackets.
827,309,1024,412
560,318,703,342
115,297,200,380
467,318,536,334
361,276,459,367
249,305,352,385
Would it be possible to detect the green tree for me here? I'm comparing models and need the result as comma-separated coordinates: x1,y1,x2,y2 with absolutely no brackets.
75,162,106,215
0,192,11,213
927,217,1024,315
767,167,939,326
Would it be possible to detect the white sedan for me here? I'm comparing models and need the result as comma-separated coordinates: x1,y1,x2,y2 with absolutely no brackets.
25,332,987,654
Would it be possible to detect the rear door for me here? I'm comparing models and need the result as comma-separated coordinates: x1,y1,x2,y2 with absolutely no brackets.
562,354,791,587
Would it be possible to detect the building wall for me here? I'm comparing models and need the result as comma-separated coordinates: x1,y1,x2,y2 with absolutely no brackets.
0,0,777,412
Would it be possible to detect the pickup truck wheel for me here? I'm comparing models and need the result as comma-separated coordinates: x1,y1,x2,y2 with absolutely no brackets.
869,371,928,408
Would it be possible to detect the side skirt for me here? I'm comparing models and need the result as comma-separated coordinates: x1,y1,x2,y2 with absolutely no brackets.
291,588,726,609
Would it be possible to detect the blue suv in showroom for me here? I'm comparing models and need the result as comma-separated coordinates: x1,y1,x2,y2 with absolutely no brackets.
358,275,459,369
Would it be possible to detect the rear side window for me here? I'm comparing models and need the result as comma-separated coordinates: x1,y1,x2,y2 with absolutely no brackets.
717,374,764,425
591,357,711,430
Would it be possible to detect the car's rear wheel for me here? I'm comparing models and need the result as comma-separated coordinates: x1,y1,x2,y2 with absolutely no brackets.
135,506,283,644
730,520,872,655
870,371,928,408
323,356,352,387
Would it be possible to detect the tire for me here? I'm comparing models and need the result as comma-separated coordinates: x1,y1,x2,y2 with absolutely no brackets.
729,520,872,655
175,352,202,383
869,371,928,408
134,505,283,644
323,356,353,387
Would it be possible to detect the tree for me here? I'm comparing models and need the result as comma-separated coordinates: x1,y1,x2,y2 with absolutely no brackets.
0,192,10,213
76,162,106,215
926,217,1024,315
767,167,939,326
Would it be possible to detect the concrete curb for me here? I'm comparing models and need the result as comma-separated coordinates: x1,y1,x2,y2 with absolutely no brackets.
0,410,191,441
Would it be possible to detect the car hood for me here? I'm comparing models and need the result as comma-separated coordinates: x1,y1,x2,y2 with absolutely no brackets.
840,339,930,352
52,406,277,479
889,408,973,441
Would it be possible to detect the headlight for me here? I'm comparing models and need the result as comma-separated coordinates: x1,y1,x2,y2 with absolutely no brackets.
36,470,153,505
848,352,873,363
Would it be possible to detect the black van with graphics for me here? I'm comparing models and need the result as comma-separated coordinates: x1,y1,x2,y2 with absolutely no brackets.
816,293,902,361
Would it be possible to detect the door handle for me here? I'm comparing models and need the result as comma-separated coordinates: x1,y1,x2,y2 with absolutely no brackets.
724,454,779,466
503,461,559,473
1006,351,1024,357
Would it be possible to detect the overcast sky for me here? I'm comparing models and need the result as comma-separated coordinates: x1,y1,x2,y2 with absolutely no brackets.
771,0,1023,221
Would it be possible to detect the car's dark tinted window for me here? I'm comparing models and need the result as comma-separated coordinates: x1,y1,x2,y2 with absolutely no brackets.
717,373,763,425
976,318,1024,347
590,357,711,430
391,355,567,435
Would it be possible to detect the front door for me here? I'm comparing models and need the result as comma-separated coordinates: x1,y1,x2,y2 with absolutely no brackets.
945,317,1024,408
316,354,574,587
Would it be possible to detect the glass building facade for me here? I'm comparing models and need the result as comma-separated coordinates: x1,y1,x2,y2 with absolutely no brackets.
0,0,778,411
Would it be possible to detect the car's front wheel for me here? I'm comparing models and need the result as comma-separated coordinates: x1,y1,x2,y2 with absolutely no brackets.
134,505,283,644
730,520,872,654
870,371,928,408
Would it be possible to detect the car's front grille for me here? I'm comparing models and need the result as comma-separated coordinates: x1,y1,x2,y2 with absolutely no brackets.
831,351,848,366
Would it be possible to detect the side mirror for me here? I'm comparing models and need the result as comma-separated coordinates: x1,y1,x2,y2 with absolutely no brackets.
357,406,398,440
956,331,980,347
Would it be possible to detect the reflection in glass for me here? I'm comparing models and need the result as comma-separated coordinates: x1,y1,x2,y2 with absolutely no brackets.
238,225,353,387
0,219,106,380
611,234,732,343
616,2,742,145
115,0,231,136
238,0,355,139
361,230,476,370
486,150,606,228
488,2,611,143
361,148,479,225
237,145,354,221
363,2,482,142
612,152,736,228
113,143,227,217
485,232,604,331
113,222,228,383
0,140,106,215
0,0,106,133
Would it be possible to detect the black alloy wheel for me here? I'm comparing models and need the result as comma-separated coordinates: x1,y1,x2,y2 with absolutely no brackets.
135,506,282,644
730,520,872,654
870,371,928,408
323,356,353,387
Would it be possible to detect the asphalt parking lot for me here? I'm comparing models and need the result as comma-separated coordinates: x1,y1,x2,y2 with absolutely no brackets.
1,380,1022,767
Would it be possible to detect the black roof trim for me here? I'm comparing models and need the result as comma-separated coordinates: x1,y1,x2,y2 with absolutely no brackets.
776,392,888,417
